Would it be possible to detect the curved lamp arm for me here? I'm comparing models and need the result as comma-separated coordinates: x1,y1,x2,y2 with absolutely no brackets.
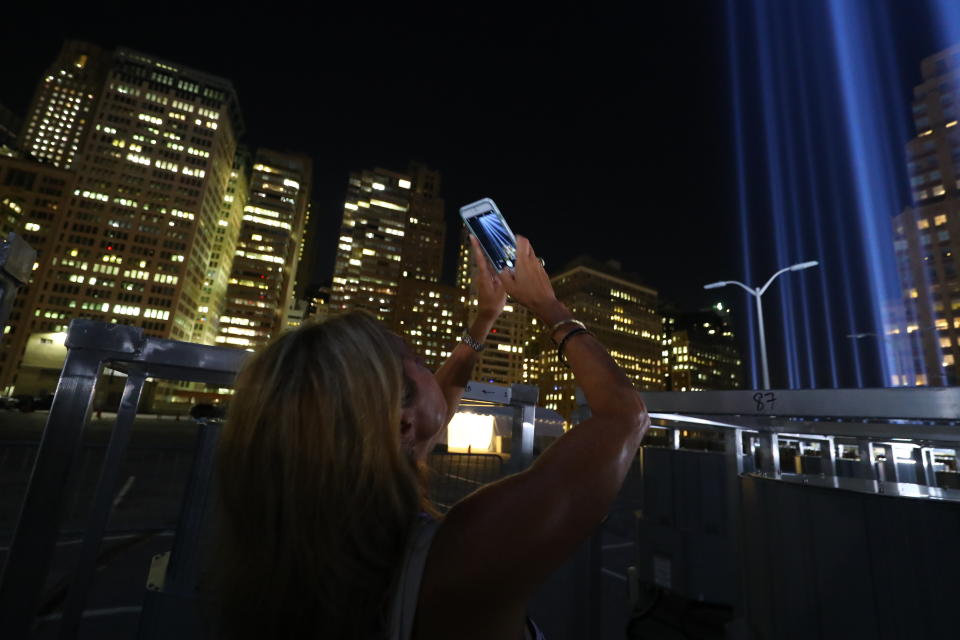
758,260,819,296
704,280,757,297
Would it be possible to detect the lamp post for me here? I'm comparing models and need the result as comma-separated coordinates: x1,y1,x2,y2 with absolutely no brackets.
704,261,819,389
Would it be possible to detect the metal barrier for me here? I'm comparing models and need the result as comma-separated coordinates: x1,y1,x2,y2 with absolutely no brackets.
626,388,960,639
0,318,554,639
15,317,958,638
0,232,36,343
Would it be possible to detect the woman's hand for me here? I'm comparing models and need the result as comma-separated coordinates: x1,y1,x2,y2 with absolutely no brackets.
496,235,560,319
470,235,507,321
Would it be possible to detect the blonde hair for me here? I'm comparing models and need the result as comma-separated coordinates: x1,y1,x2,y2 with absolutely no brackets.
211,311,441,639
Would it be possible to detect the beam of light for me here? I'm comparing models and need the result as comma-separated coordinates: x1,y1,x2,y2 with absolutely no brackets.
726,0,946,389
930,0,960,47
726,0,758,389
826,0,914,386
753,0,799,390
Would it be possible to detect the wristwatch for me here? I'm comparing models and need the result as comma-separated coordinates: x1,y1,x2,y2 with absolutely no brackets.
461,330,485,352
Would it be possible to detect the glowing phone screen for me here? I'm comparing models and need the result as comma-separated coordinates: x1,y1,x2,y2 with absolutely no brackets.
466,210,517,272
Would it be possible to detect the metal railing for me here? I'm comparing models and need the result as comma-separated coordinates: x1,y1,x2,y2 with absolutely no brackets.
625,388,960,639
7,314,958,638
0,318,557,639
0,232,36,344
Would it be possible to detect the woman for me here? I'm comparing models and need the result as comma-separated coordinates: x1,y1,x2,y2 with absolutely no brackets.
213,235,650,639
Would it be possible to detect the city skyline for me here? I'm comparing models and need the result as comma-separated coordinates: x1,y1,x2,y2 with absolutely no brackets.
3,3,959,390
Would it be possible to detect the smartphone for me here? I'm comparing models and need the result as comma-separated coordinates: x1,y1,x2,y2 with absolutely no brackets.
460,197,518,272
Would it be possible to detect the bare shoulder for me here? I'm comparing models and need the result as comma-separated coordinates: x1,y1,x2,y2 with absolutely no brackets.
413,516,528,640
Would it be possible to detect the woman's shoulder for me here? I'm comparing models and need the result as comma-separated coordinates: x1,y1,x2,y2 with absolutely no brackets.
413,514,532,639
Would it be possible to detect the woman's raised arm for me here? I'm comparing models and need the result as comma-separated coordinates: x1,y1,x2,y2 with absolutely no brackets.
418,235,649,626
432,235,506,426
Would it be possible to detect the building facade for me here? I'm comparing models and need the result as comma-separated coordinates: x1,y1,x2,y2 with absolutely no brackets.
199,148,250,346
665,308,745,392
2,41,249,399
537,258,663,417
19,40,111,170
0,155,75,394
215,149,311,350
330,164,465,369
893,44,960,386
390,278,467,371
330,164,444,324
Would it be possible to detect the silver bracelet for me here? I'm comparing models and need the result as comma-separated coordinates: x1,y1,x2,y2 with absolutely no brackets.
550,318,586,336
461,330,485,352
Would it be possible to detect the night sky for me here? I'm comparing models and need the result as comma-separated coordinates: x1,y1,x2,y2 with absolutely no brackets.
3,4,732,302
2,3,952,386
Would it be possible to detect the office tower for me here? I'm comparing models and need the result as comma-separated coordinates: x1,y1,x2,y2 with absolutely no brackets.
455,228,539,385
0,42,244,397
665,308,744,391
198,148,249,345
330,164,444,324
215,150,311,349
892,44,960,386
538,257,663,417
392,279,467,371
19,40,110,170
0,156,75,394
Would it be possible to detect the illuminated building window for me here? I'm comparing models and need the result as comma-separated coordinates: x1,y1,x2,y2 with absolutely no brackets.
935,214,948,226
918,219,930,230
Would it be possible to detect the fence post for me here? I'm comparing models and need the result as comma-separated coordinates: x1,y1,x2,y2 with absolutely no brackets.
856,439,877,480
58,368,147,638
820,436,837,476
505,384,538,475
757,431,780,475
0,322,142,636
917,447,937,487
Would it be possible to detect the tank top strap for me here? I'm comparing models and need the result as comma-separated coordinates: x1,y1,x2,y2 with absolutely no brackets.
388,514,441,640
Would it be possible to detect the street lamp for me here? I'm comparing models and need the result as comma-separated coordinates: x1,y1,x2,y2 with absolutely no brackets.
704,261,819,389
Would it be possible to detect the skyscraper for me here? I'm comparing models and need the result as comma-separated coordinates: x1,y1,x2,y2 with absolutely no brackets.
19,40,110,170
199,147,250,346
330,164,444,323
329,164,469,369
391,279,467,371
215,149,311,349
537,257,663,417
893,44,960,386
0,41,245,395
664,308,744,391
